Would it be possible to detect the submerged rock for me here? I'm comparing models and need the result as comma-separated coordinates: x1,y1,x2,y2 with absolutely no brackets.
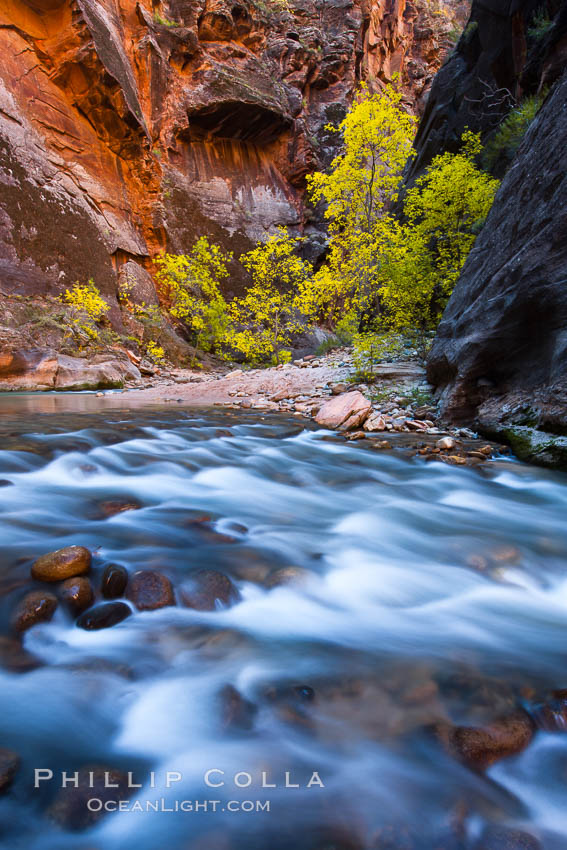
49,766,129,830
219,684,257,731
180,570,239,612
0,748,20,794
12,590,58,632
315,391,372,431
439,712,534,770
31,546,91,582
76,602,132,631
475,826,542,849
127,570,175,611
265,567,314,588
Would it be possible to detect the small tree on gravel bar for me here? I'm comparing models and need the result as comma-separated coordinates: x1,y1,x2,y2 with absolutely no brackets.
230,229,313,365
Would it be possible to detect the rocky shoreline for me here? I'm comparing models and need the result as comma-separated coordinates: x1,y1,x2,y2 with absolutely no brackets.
1,345,508,467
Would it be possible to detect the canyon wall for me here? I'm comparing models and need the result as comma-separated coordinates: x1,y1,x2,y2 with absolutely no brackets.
0,0,461,323
421,0,567,439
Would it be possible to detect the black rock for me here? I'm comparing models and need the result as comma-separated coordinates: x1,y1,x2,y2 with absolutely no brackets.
77,601,132,630
101,563,128,599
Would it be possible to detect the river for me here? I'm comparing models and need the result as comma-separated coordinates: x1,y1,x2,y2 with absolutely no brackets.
0,394,566,849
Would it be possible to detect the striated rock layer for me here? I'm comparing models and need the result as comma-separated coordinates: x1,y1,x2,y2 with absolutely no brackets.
0,0,461,320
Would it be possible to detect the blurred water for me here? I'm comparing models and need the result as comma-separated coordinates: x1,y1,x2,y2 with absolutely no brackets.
0,397,566,849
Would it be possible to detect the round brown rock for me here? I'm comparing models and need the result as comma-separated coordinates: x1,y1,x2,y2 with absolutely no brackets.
441,712,534,770
76,601,132,631
31,545,91,582
126,570,175,611
11,590,58,632
101,563,128,599
0,748,20,793
59,577,94,615
180,570,239,611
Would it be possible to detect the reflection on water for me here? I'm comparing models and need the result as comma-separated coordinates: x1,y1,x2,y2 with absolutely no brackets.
0,396,566,849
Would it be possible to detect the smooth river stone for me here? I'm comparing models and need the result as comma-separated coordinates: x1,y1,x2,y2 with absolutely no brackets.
439,711,534,770
126,570,175,611
11,590,58,632
101,563,128,599
76,601,132,630
31,545,91,582
59,577,94,615
180,570,239,611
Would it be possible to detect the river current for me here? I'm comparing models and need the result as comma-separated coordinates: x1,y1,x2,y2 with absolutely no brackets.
0,394,566,849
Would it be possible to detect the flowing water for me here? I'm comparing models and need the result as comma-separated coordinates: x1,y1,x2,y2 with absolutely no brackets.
0,394,567,849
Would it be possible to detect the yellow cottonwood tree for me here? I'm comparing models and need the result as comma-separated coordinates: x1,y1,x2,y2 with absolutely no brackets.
230,229,312,364
307,82,417,236
154,237,233,353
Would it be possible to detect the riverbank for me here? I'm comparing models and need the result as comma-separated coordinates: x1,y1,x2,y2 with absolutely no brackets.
1,346,507,467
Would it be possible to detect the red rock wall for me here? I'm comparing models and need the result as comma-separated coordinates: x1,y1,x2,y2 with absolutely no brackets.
0,0,463,312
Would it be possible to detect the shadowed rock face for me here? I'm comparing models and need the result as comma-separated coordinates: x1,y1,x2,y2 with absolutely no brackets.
427,66,567,432
0,0,460,311
406,0,567,183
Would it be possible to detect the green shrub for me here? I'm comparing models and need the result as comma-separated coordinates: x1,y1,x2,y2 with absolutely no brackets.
351,332,407,381
483,93,546,172
528,7,553,39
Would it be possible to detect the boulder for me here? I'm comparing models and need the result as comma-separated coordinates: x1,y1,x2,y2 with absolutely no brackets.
315,391,372,431
55,354,141,390
31,546,91,582
11,590,58,632
126,570,175,611
0,350,140,391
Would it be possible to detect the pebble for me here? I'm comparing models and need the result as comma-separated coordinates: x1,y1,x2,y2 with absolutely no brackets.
11,590,58,632
76,601,132,630
436,436,456,450
31,545,91,582
59,577,94,615
126,570,175,611
345,430,366,440
180,570,240,611
101,563,129,598
0,748,20,794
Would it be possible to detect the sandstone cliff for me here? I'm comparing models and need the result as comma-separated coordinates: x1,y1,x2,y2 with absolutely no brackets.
0,0,461,338
422,0,567,461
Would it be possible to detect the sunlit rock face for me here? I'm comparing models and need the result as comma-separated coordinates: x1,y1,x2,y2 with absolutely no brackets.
0,0,461,308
